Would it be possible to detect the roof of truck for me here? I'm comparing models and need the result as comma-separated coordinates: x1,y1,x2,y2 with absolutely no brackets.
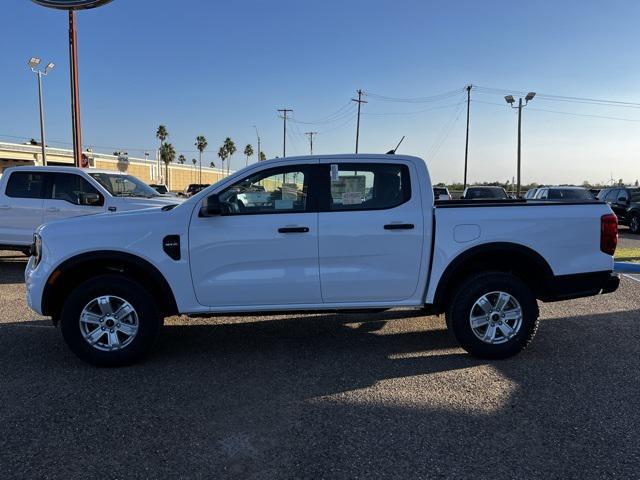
3,166,132,175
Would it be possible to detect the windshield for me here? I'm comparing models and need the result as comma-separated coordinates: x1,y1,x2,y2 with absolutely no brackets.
548,188,594,200
89,173,160,198
465,187,507,199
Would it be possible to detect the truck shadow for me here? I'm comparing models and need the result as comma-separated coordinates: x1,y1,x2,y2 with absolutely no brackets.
1,308,639,478
0,252,27,285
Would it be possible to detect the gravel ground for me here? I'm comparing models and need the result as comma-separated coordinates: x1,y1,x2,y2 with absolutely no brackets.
0,250,639,479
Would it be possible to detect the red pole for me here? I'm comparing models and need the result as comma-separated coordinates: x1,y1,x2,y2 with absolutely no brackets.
69,10,83,167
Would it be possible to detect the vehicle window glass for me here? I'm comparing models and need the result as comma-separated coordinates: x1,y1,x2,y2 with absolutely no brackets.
5,171,46,199
51,173,102,205
630,190,640,202
537,189,548,199
219,167,309,214
548,189,593,200
89,173,159,198
328,163,410,210
604,189,619,202
616,190,629,202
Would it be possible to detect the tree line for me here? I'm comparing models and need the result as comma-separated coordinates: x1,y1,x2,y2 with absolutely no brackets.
155,125,266,185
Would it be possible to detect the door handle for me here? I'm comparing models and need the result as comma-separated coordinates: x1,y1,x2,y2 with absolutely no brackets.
45,207,60,213
0,205,10,210
278,226,309,233
384,223,414,230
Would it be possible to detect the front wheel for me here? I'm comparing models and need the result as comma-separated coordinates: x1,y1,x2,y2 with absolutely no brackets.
446,272,539,359
60,275,162,367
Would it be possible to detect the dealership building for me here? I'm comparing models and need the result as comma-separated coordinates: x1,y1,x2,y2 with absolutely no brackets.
0,141,229,191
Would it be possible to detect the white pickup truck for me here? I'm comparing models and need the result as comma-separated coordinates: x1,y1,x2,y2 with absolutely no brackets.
24,154,619,366
0,166,181,253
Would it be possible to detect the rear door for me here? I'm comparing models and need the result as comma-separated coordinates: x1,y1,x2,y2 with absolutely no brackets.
317,159,424,303
612,189,630,223
43,173,105,223
0,170,46,246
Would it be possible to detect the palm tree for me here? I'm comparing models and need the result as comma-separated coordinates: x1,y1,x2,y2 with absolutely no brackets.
160,142,176,190
191,158,197,183
156,125,168,183
217,146,228,174
210,161,215,168
178,154,186,164
195,135,208,184
244,144,254,167
259,151,266,161
223,137,236,175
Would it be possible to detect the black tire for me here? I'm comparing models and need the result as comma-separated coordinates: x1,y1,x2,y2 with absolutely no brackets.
60,274,161,367
629,214,640,234
446,272,539,359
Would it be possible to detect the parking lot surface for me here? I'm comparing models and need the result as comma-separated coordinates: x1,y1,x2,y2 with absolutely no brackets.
1,250,639,479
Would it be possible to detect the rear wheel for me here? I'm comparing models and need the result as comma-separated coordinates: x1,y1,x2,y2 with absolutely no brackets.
60,275,161,367
446,272,539,359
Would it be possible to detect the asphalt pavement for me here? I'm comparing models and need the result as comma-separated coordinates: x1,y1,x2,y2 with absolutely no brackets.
0,250,639,479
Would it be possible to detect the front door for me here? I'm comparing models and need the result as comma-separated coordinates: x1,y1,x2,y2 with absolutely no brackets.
43,173,105,223
317,160,424,303
189,162,322,307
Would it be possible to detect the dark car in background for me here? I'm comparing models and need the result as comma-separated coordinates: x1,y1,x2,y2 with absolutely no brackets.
533,186,595,201
598,187,640,233
461,186,509,200
179,183,211,197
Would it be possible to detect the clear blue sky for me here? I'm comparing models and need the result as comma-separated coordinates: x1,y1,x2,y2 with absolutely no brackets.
2,0,640,184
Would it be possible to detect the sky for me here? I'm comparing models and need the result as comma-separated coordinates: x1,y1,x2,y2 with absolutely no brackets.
2,0,640,185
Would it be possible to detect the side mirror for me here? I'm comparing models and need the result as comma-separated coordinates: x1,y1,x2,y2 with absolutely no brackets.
80,192,103,206
200,194,224,217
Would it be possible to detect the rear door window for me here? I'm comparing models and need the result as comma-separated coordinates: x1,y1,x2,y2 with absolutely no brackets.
325,163,411,211
5,171,46,199
604,189,619,202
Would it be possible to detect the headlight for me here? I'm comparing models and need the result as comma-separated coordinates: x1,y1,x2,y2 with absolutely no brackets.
32,233,42,267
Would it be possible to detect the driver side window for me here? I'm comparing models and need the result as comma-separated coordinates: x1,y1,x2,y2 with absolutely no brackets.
219,166,310,214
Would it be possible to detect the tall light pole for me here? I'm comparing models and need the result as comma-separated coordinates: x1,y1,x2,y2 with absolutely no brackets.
31,1,113,167
28,57,54,166
505,92,536,197
253,125,261,161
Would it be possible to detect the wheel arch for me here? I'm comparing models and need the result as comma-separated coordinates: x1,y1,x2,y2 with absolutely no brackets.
42,250,179,320
431,242,554,312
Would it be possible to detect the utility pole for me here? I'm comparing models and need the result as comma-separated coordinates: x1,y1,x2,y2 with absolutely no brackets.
277,109,293,157
305,131,317,155
505,92,536,197
253,125,261,161
351,89,367,153
28,58,54,166
463,85,472,190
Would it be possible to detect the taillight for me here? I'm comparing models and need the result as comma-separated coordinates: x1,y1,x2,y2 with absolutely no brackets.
601,214,618,255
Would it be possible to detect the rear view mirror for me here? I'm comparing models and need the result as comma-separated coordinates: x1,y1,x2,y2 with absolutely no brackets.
199,194,224,217
80,192,103,206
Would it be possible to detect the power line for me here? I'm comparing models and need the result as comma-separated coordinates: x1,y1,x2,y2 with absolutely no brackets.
365,87,465,103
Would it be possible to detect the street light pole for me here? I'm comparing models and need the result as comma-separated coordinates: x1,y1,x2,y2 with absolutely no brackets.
253,125,261,161
505,92,536,197
28,57,54,167
463,84,472,190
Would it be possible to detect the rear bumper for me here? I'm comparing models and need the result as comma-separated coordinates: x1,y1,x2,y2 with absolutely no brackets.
541,271,619,302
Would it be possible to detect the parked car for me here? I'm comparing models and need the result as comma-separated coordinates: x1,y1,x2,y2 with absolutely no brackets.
523,188,539,199
25,154,619,366
598,187,640,233
0,166,182,253
533,186,596,201
433,186,451,200
181,183,210,197
461,186,509,200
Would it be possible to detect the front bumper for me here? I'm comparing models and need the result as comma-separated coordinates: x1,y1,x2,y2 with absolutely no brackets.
541,271,620,302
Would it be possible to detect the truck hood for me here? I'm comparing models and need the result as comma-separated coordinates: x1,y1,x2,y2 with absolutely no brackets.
118,196,184,210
